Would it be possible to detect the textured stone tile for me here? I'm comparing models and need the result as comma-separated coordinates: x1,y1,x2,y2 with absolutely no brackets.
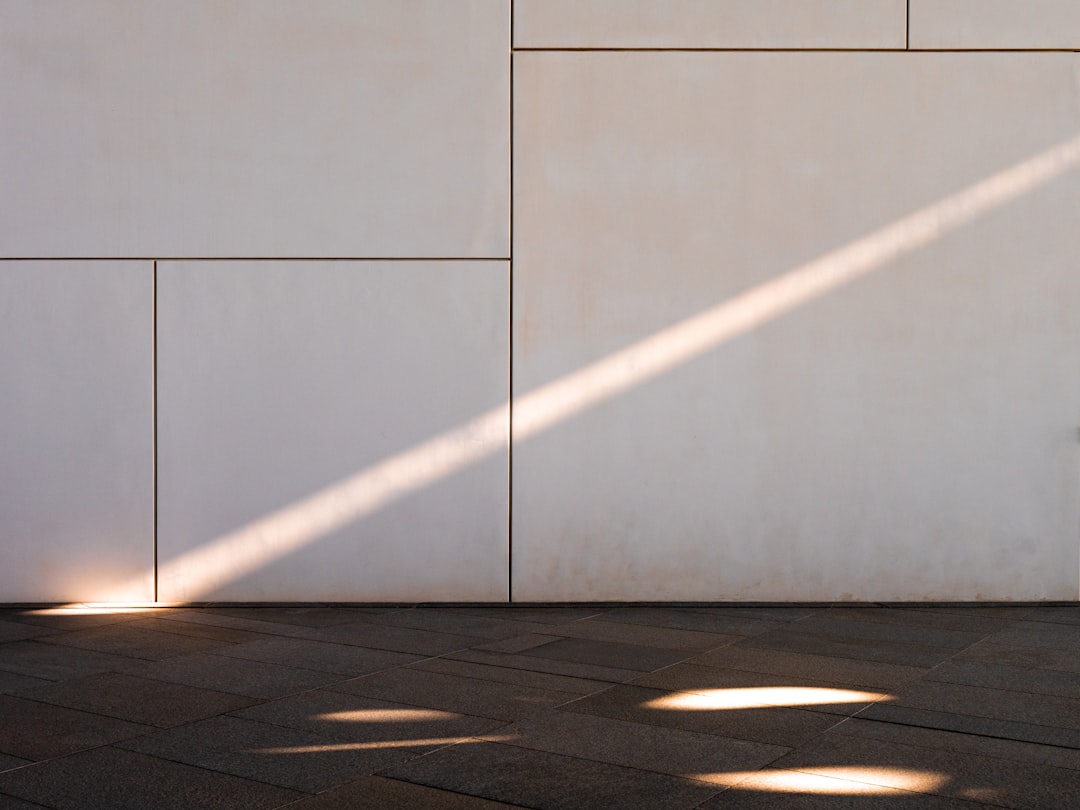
213,637,420,676
821,607,1009,635
455,607,609,625
127,618,276,645
470,633,564,653
327,667,577,722
382,741,720,809
986,621,1080,652
0,754,31,773
886,680,1080,732
741,629,959,668
409,657,609,696
910,0,1080,49
690,645,928,690
0,695,152,760
447,648,643,683
630,663,895,716
0,671,52,697
146,610,317,638
232,689,503,747
19,672,256,729
927,659,1080,700
518,638,690,671
199,607,389,628
0,609,150,632
771,730,1080,808
362,610,550,641
953,639,1080,675
698,772,988,808
514,0,906,49
0,623,58,644
0,746,301,810
0,793,51,809
39,625,232,661
602,608,784,637
309,623,485,656
770,615,986,650
859,703,1080,749
120,715,411,794
834,718,1080,772
0,641,143,682
561,684,840,747
484,709,787,784
1025,607,1080,627
544,619,741,652
126,653,344,699
285,775,529,809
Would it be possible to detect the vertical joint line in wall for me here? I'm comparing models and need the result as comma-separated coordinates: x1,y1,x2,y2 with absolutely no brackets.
508,0,514,604
152,260,158,603
906,1,910,50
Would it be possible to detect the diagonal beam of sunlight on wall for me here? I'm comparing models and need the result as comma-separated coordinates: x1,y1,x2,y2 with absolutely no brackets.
153,131,1080,599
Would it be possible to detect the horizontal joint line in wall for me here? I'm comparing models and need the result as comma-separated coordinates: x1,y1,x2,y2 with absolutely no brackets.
512,47,1080,53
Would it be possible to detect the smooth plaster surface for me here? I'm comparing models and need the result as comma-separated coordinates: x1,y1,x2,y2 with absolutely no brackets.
512,52,1080,601
156,261,509,602
910,0,1080,49
0,262,154,602
513,0,907,49
0,0,509,259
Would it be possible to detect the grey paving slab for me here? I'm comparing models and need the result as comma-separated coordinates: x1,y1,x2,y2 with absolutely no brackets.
699,773,991,809
0,746,301,810
913,606,1036,620
543,619,741,652
767,614,987,650
954,639,1080,674
517,637,690,671
231,689,504,747
453,607,609,625
19,672,256,728
0,695,152,760
740,628,961,668
469,633,564,653
156,609,323,638
859,703,1080,749
1025,606,1080,627
199,606,392,628
630,663,894,716
0,671,51,697
987,621,1080,652
447,648,643,683
0,794,52,809
0,755,31,774
326,667,578,722
410,657,610,696
821,607,1010,635
212,637,421,676
0,640,144,682
126,652,345,699
0,609,155,632
482,709,788,784
770,727,1080,809
119,715,412,794
362,609,552,640
689,645,928,690
38,624,233,660
679,606,820,622
926,659,1080,699
560,684,841,747
887,679,1080,731
833,718,1080,772
0,622,59,644
128,617,277,644
381,740,721,810
309,623,484,656
602,607,784,637
284,775,530,809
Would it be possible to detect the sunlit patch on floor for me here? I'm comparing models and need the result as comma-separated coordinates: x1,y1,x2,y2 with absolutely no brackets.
312,708,461,723
250,734,513,754
643,686,894,711
695,767,949,794
23,603,172,616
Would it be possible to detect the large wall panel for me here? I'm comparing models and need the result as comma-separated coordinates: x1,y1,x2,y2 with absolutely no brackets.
512,52,1080,602
0,262,154,602
157,261,509,602
0,0,509,259
911,0,1080,49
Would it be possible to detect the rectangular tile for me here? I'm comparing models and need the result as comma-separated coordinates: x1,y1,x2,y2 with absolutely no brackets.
447,649,644,684
482,710,787,785
0,0,508,257
699,772,990,808
0,695,152,761
927,659,1080,700
125,653,345,700
0,746,301,810
409,657,610,696
517,638,690,672
860,703,1080,749
514,0,906,49
512,51,1080,602
820,607,1010,635
0,640,146,682
561,684,840,747
954,639,1080,675
19,672,256,729
0,261,153,602
542,619,741,652
326,668,577,722
284,775,528,809
740,629,959,668
212,637,420,676
911,0,1080,49
157,261,509,602
770,614,988,649
601,608,784,637
886,680,1080,732
39,625,233,661
382,741,720,810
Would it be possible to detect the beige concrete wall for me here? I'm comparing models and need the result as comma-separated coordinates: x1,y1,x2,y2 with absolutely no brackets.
1,2,1077,602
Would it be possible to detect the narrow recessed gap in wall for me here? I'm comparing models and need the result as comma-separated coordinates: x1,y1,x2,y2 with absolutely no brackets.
508,0,515,604
152,259,159,602
906,0,911,50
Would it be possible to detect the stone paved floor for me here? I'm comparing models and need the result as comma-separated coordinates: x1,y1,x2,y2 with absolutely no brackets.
0,604,1078,809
